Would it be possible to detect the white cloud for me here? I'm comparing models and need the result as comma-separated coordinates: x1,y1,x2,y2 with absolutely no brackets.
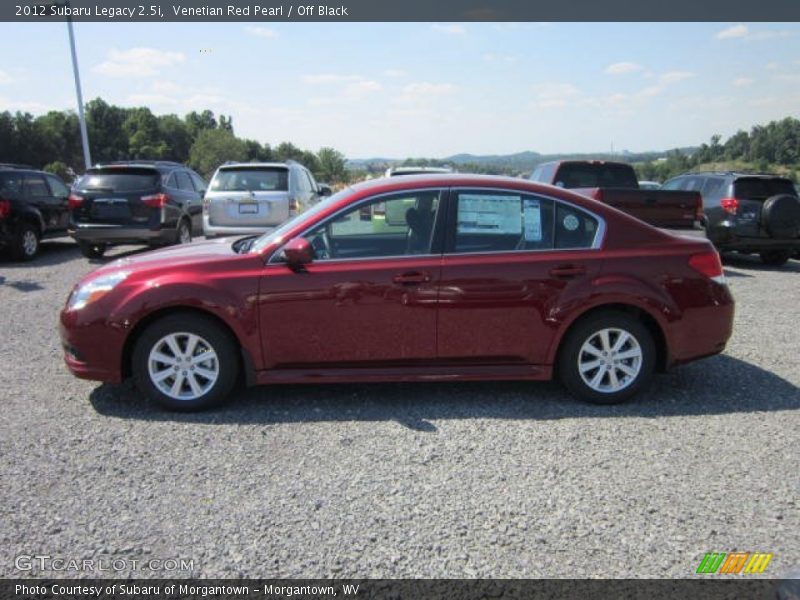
637,71,695,97
244,26,278,39
431,24,466,35
530,83,581,109
766,62,779,70
715,24,794,41
302,73,362,85
0,96,49,112
383,69,407,78
93,48,186,78
344,80,382,95
733,77,754,87
605,62,643,75
0,70,13,85
715,24,749,40
401,82,457,99
126,93,178,106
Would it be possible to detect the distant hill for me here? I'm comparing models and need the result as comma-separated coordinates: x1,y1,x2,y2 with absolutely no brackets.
347,147,700,176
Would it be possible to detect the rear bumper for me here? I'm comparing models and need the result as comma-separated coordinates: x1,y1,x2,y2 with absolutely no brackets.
707,223,800,251
202,219,278,238
69,223,176,245
667,283,735,366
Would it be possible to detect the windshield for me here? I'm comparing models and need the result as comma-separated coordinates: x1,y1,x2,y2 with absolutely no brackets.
211,167,289,192
249,187,352,254
555,163,638,189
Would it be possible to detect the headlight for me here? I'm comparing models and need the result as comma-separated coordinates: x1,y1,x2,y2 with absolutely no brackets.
67,271,129,311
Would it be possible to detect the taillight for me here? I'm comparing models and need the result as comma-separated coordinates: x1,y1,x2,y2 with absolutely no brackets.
590,189,603,201
689,251,726,284
0,199,10,218
288,197,298,215
719,197,738,215
141,193,169,208
68,194,84,210
694,195,703,221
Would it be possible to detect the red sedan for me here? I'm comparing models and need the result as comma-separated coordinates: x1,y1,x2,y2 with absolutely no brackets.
59,175,734,411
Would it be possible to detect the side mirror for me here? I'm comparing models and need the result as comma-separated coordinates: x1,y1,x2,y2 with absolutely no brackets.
282,237,313,268
318,184,333,197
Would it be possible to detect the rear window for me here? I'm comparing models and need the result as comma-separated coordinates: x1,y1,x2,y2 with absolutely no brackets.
76,168,160,192
211,168,288,192
734,178,797,200
554,163,638,189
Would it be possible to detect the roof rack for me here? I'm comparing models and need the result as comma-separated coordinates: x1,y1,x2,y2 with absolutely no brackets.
94,160,184,168
0,162,34,170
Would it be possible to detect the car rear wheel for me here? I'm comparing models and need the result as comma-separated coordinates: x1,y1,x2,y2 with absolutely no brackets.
78,241,107,259
11,223,40,261
132,314,239,411
759,250,791,266
177,219,192,245
558,312,655,405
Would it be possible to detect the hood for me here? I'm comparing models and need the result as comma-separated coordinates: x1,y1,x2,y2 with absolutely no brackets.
89,237,244,278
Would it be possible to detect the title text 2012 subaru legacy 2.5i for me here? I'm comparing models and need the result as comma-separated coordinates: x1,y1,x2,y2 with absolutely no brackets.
59,174,734,411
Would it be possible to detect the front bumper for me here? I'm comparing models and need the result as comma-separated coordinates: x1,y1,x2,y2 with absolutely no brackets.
59,308,126,383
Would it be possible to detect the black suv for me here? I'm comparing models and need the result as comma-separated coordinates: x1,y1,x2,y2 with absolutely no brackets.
69,161,207,258
662,171,800,266
0,164,71,261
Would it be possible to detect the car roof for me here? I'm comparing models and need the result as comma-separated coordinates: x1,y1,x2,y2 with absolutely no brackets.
677,171,791,180
217,162,291,170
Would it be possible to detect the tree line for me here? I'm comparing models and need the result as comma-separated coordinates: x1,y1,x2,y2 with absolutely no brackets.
635,117,800,182
0,98,349,184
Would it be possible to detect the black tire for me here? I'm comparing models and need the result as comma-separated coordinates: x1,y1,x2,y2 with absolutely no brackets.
176,218,192,245
558,311,656,405
759,249,791,266
78,241,107,259
132,313,239,411
10,222,40,261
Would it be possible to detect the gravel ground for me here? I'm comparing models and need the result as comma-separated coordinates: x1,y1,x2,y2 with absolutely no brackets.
0,239,798,579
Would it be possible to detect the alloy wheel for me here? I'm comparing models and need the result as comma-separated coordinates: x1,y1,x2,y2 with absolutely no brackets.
577,327,643,393
147,332,219,401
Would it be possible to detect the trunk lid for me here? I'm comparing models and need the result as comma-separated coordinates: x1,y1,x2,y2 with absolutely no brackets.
205,165,291,227
72,167,162,224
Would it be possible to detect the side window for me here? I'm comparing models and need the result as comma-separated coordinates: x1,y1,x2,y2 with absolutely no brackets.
530,166,544,182
23,174,51,198
163,172,177,189
555,204,599,249
453,191,555,253
701,177,724,200
175,171,193,191
45,175,69,197
0,173,23,198
305,190,442,260
304,169,317,191
296,169,311,193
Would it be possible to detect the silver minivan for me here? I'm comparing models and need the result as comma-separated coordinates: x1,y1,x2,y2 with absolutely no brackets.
203,161,325,238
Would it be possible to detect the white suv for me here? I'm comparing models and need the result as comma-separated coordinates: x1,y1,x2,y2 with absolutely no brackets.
203,161,327,238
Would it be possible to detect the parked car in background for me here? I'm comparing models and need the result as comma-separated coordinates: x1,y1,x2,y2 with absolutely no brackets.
639,181,661,190
0,164,71,260
68,161,207,258
662,171,800,265
60,174,734,411
385,166,453,177
203,161,327,238
530,160,701,230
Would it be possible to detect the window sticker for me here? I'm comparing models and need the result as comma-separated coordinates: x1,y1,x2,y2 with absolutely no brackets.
563,213,580,231
523,198,542,241
458,194,521,234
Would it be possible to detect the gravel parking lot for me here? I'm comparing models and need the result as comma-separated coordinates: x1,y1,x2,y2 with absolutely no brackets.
0,238,798,579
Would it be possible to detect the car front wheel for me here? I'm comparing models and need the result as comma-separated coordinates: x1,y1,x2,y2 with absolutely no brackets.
132,314,239,411
558,312,655,405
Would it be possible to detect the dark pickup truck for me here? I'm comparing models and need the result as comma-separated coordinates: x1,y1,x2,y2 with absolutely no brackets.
530,160,701,230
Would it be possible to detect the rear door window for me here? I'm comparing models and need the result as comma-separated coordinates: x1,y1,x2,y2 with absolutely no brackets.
175,171,194,191
45,175,69,197
0,172,24,198
734,178,796,200
23,174,51,198
211,168,289,192
77,168,161,192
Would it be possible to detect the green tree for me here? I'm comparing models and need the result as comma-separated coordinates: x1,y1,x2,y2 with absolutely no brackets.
316,147,347,183
188,128,248,178
43,160,72,182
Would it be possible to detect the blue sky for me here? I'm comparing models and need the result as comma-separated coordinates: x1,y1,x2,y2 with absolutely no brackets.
1,22,799,157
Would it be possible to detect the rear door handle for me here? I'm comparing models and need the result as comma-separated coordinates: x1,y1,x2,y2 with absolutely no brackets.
392,271,431,285
549,264,586,278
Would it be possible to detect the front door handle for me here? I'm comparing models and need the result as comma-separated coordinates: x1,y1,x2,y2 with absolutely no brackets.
549,264,586,278
392,271,430,285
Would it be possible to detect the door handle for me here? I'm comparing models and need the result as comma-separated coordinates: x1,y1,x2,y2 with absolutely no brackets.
549,264,586,278
392,271,430,285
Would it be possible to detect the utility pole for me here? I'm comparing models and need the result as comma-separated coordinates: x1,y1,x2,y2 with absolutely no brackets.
62,0,92,170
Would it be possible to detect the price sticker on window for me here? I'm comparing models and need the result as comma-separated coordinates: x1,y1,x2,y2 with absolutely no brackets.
523,198,543,241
